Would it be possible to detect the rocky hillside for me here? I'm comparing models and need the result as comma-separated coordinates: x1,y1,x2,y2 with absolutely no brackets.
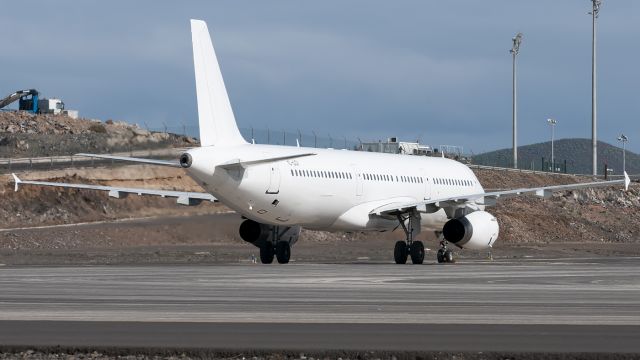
473,169,640,245
0,112,198,157
1,166,638,247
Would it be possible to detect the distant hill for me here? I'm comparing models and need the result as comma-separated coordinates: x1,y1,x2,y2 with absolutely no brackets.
472,138,639,175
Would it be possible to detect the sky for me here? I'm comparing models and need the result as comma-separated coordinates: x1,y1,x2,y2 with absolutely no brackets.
1,1,639,154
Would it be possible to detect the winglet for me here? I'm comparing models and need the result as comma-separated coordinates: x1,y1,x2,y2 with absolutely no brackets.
624,171,630,191
12,173,21,192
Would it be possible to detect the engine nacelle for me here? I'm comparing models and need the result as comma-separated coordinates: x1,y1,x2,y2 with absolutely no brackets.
239,219,300,248
442,211,499,250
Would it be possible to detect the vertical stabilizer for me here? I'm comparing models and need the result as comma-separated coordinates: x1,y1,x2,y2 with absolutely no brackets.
191,19,246,147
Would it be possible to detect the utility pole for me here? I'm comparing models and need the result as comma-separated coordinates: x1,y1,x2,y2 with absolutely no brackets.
590,0,602,175
547,118,557,172
510,33,523,169
618,134,628,174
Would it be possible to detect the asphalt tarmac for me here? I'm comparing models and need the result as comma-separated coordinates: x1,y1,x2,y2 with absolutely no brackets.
1,258,639,353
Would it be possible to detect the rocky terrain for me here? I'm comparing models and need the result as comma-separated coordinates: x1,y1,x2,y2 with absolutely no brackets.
0,164,638,265
0,112,197,157
473,169,640,246
0,111,638,264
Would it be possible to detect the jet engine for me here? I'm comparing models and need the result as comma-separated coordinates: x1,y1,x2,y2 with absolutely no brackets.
239,219,300,248
442,211,499,250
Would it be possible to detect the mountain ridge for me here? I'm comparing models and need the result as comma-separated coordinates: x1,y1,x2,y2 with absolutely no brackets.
472,138,639,175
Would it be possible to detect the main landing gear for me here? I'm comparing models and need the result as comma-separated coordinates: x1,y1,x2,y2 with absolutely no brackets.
260,241,291,264
394,212,424,265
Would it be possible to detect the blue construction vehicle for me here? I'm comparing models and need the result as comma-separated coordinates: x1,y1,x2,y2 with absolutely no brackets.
0,89,40,113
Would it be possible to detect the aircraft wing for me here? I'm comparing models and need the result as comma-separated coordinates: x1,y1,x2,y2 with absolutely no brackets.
76,153,181,167
12,174,215,206
370,172,631,216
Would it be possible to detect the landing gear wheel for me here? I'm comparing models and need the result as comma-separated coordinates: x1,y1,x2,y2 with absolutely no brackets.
436,248,454,263
275,241,291,264
444,249,454,263
394,241,408,264
410,241,425,264
260,243,274,264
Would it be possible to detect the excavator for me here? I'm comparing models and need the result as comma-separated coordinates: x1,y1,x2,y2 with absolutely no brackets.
0,89,40,113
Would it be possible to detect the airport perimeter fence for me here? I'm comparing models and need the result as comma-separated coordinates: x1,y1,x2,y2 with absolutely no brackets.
470,156,575,174
152,124,361,150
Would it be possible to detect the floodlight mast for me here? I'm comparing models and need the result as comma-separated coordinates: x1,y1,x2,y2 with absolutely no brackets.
547,118,557,172
618,134,628,173
510,32,523,169
590,0,602,176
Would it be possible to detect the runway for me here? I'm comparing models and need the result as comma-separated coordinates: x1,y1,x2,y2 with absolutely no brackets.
1,258,639,353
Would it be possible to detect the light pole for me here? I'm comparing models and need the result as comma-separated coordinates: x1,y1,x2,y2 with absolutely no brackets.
547,118,557,172
510,32,523,169
590,0,602,176
618,134,628,174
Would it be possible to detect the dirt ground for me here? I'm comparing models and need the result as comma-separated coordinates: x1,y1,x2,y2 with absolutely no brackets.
0,165,638,265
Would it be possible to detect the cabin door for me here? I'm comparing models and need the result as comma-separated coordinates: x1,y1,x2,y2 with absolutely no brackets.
423,169,431,200
352,165,363,196
266,164,281,194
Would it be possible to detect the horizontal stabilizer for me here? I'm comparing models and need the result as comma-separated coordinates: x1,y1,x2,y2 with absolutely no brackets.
217,153,316,170
76,153,180,167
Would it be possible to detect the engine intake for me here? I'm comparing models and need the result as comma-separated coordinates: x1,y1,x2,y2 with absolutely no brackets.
239,219,269,246
239,219,301,248
442,211,499,250
179,153,192,168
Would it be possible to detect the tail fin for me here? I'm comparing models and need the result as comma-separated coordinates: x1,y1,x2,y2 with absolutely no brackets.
191,19,247,147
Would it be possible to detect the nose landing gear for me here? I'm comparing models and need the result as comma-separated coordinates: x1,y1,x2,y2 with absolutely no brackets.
436,240,454,264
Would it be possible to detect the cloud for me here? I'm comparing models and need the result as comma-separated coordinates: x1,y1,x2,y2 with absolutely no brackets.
1,0,639,153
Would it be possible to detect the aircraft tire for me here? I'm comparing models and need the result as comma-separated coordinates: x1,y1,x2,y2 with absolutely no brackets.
394,241,408,264
436,248,446,263
410,241,425,264
444,249,454,263
260,243,275,264
275,241,291,264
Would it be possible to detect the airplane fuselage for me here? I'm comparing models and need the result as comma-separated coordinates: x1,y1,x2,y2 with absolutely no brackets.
185,144,484,232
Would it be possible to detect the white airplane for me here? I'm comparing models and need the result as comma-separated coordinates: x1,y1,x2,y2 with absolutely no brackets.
13,19,631,265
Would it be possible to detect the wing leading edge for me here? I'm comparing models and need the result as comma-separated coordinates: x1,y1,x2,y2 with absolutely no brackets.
370,172,632,216
12,174,215,206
